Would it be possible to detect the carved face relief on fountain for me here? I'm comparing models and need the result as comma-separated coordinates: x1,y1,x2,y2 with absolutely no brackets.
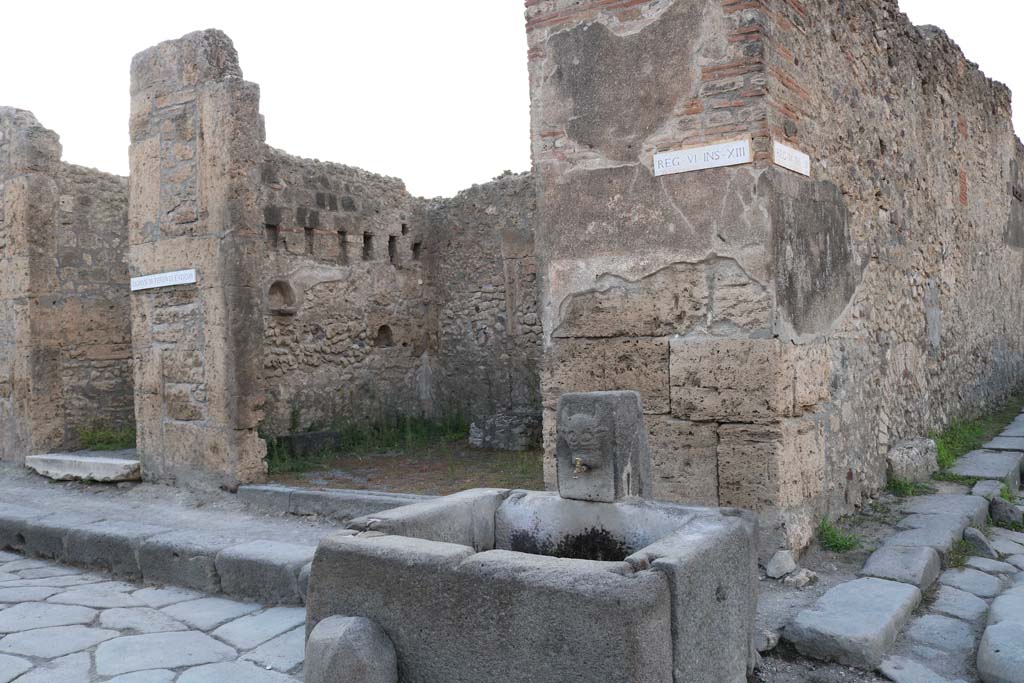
556,403,617,502
562,413,609,477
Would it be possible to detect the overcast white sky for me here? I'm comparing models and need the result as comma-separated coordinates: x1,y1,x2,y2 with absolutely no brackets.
0,1,1020,198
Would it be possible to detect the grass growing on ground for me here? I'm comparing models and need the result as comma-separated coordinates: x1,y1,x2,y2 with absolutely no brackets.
945,539,972,568
818,517,860,553
264,413,470,474
1001,483,1015,503
78,424,136,451
932,393,1024,469
885,478,936,497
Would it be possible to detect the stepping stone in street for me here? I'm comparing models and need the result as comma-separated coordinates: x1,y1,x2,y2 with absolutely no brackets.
177,661,296,683
0,624,118,658
858,545,940,589
95,631,237,677
0,602,96,633
950,450,1022,491
904,614,976,656
783,577,921,669
902,495,989,528
930,586,989,623
977,622,1024,683
938,567,1003,598
25,452,141,482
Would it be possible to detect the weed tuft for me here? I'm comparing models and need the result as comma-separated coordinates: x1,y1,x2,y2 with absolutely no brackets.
885,478,936,497
945,539,972,568
78,423,136,451
818,517,860,553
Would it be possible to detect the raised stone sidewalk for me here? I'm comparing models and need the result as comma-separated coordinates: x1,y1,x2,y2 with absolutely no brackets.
784,411,1024,683
0,550,304,682
0,464,361,606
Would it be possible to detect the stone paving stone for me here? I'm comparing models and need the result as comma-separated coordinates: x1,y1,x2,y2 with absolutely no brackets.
879,656,966,683
0,574,104,590
0,576,16,584
177,661,298,683
0,586,60,602
896,514,967,530
215,541,314,604
929,585,989,623
977,622,1024,683
904,614,975,656
993,527,1024,545
9,651,91,683
784,577,921,669
99,607,189,633
212,606,306,650
966,556,1018,575
1001,554,1024,570
988,592,1024,626
0,552,21,563
973,480,1005,500
15,566,80,580
47,587,143,608
991,537,1024,557
984,436,1024,452
885,518,963,558
0,602,96,633
134,585,206,608
938,567,1003,598
240,625,305,672
902,495,989,528
950,450,1022,490
106,671,177,683
0,653,30,683
161,596,261,631
0,624,118,658
858,545,940,589
963,528,999,559
95,631,237,676
0,560,49,572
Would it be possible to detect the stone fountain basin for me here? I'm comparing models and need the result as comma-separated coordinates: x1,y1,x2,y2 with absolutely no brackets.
306,488,758,683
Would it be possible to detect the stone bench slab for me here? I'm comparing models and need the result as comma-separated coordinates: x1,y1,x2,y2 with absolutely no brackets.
25,452,140,483
784,577,921,669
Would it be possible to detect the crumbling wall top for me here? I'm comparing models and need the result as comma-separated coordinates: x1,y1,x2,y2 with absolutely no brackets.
130,28,243,96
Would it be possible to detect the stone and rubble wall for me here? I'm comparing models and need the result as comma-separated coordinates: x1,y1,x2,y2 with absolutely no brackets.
425,173,543,450
258,149,434,433
0,109,133,462
526,0,1024,553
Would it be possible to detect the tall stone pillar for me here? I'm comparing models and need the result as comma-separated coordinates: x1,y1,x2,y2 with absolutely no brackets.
128,30,266,487
0,109,64,460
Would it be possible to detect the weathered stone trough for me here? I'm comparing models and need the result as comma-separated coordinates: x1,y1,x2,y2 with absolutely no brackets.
305,392,758,683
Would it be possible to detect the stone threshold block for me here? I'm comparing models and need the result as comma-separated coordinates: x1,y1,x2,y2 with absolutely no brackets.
25,452,140,483
784,577,921,669
238,484,434,522
949,450,1022,491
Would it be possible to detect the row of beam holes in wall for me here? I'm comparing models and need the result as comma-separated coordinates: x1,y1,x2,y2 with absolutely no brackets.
264,221,422,265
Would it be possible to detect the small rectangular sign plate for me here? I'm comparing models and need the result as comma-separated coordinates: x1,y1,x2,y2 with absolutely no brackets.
772,140,811,176
653,138,752,177
130,268,197,292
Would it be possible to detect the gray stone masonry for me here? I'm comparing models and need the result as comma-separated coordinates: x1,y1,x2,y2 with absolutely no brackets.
305,616,397,683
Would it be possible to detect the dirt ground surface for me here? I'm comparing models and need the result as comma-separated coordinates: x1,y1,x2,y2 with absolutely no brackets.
270,440,545,495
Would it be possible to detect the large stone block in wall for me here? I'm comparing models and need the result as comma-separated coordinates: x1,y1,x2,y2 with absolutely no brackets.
543,337,669,414
647,415,718,507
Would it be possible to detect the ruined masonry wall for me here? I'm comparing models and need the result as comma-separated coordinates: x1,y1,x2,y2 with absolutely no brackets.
426,173,543,450
258,148,434,433
765,0,1024,516
0,108,133,462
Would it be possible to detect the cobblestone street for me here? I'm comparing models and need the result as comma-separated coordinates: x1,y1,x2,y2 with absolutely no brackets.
0,550,304,682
